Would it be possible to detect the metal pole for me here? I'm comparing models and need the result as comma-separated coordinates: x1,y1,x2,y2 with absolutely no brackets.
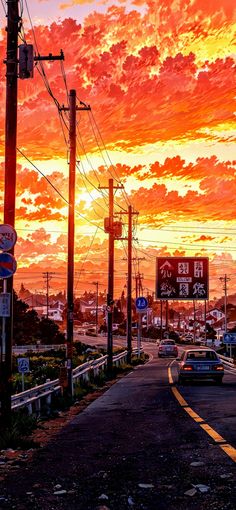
160,300,163,340
224,274,227,333
127,205,132,364
107,178,114,374
165,300,168,332
1,0,19,425
137,312,141,357
193,300,196,343
66,89,76,396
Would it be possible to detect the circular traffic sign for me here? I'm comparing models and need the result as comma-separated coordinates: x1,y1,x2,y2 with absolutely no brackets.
135,296,148,311
0,224,17,251
0,252,17,278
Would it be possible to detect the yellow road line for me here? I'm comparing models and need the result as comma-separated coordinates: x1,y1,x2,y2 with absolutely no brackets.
200,423,226,443
171,386,188,407
220,443,236,462
184,406,204,423
167,366,173,384
169,364,236,463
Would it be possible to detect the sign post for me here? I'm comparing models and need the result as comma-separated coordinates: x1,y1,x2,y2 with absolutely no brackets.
17,358,30,392
223,332,236,359
0,224,17,422
136,297,148,356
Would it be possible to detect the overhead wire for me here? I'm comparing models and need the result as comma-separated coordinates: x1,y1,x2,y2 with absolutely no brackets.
88,109,132,208
17,147,104,231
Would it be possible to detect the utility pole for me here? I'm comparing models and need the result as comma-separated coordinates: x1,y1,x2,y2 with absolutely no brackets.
1,0,19,425
92,281,99,336
219,274,230,333
120,207,138,363
61,90,90,395
42,272,55,318
100,179,123,374
1,0,64,424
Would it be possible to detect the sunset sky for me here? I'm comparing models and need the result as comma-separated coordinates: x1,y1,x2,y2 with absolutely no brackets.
0,0,236,300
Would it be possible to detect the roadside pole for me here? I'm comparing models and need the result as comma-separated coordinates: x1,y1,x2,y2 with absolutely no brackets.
67,90,76,396
136,297,148,357
137,313,142,357
100,179,123,375
120,207,138,364
1,0,19,425
61,91,90,395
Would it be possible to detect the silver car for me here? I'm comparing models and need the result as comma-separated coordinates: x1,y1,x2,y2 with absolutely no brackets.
177,348,224,384
158,339,178,358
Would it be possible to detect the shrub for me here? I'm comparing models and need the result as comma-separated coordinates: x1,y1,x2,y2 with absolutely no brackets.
0,409,38,449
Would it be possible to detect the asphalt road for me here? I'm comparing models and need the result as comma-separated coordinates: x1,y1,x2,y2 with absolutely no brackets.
0,341,235,510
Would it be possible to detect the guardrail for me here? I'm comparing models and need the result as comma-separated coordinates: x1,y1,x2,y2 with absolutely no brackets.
13,344,66,354
11,349,141,415
218,353,235,367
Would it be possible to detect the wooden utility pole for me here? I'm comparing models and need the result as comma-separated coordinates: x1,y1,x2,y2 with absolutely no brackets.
92,281,99,336
100,179,123,374
67,89,76,395
1,1,64,424
42,272,55,319
121,209,139,363
61,90,90,395
219,274,230,334
127,206,132,364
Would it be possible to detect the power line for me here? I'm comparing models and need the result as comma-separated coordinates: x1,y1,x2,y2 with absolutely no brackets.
17,147,104,231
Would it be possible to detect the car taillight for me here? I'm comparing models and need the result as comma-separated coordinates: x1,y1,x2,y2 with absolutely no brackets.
213,365,224,371
182,365,193,371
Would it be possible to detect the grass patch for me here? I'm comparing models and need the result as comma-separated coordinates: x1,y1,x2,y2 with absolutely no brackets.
0,409,38,450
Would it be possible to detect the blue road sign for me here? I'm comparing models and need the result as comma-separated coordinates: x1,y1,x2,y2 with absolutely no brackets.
17,358,30,374
0,252,17,278
136,296,148,312
223,332,236,345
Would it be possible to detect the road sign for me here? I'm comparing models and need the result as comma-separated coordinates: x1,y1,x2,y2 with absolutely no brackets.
17,358,30,374
156,257,209,300
0,224,17,251
0,252,17,278
0,293,11,317
136,296,148,312
223,332,236,345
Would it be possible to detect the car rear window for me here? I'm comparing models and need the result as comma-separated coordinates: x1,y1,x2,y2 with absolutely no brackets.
162,340,175,345
186,351,217,361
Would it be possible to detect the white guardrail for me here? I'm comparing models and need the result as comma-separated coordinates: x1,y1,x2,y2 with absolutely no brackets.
11,349,142,415
218,353,235,367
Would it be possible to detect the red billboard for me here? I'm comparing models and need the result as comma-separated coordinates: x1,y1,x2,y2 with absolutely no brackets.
156,257,209,300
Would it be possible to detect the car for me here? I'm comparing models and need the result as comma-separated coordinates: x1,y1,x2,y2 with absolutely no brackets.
158,339,178,358
85,327,97,337
177,348,224,384
183,333,194,343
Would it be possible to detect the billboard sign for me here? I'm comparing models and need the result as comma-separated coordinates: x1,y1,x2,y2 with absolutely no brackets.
156,257,209,300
